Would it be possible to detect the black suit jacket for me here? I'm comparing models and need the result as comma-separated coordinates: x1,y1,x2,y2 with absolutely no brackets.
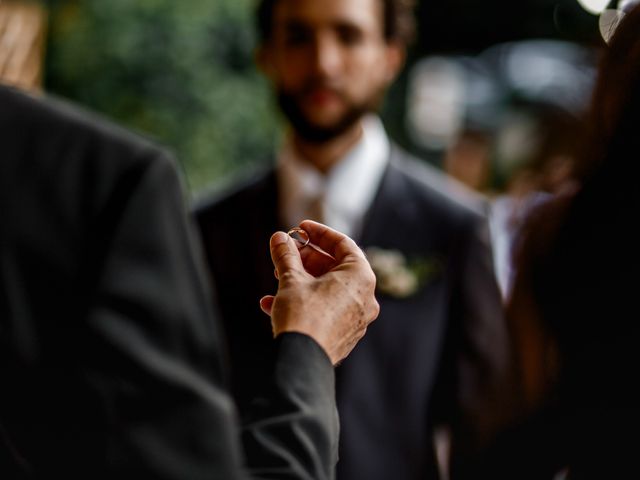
195,148,508,479
0,86,339,479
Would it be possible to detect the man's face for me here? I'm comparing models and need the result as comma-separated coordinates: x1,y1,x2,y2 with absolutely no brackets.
259,0,403,142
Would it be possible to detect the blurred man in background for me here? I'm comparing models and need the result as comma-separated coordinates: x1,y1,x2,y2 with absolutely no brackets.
195,0,508,478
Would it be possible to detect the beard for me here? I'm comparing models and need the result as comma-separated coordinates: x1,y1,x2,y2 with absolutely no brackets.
277,83,385,144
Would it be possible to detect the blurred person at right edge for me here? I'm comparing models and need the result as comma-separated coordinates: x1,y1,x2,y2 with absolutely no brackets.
194,0,508,478
452,2,640,479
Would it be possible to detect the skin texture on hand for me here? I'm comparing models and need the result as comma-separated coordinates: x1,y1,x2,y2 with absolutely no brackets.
260,220,379,365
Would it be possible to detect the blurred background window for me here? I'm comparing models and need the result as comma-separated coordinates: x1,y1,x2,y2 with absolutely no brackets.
0,0,623,195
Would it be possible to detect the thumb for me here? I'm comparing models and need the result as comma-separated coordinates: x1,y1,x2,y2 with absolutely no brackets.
270,231,304,282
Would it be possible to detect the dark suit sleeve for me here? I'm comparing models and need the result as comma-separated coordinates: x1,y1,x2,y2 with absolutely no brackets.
79,148,338,479
243,333,339,480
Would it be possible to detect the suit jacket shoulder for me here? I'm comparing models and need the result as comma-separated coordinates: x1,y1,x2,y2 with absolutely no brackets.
2,85,165,162
390,147,488,223
360,146,490,255
194,166,277,228
2,88,339,480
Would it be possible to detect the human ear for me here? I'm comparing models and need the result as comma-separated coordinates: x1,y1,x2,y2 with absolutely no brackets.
255,45,276,80
383,42,406,85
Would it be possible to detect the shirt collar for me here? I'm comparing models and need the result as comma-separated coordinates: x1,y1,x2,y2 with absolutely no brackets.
277,115,390,238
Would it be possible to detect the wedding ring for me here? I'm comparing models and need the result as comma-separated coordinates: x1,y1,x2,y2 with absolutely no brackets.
287,227,310,248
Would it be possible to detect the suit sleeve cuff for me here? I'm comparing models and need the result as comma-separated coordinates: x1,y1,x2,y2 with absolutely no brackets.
273,332,334,379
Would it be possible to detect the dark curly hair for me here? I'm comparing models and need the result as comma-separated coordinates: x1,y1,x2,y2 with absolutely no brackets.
256,0,416,46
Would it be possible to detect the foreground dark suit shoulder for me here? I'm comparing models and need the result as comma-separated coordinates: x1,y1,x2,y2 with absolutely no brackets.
0,87,337,479
195,148,507,480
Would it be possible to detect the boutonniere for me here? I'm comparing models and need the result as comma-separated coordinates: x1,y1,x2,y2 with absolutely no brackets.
364,247,442,299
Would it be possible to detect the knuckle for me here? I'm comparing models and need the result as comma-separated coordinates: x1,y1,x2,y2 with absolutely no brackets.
336,236,351,252
279,270,299,283
366,270,377,289
370,301,380,321
355,261,377,285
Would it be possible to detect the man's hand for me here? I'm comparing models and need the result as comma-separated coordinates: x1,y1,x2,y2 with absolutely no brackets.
260,220,379,365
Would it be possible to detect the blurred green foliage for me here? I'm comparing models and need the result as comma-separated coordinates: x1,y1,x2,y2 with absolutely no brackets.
45,0,281,194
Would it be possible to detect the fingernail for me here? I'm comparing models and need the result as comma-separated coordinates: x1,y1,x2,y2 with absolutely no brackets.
271,231,289,246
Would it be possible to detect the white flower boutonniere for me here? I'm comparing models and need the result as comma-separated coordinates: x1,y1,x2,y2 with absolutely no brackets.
364,247,441,299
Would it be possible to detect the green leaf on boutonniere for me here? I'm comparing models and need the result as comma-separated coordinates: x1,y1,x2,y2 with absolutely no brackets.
364,247,442,299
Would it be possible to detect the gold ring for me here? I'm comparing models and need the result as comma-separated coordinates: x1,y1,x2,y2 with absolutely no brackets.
287,227,310,248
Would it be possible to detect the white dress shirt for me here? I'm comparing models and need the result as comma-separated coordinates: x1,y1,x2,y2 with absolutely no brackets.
488,190,551,299
277,115,390,239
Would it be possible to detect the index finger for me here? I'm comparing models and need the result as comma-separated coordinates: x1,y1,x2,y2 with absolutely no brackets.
299,220,366,263
299,242,338,277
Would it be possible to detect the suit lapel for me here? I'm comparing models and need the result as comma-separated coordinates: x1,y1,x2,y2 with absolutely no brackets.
359,147,414,249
